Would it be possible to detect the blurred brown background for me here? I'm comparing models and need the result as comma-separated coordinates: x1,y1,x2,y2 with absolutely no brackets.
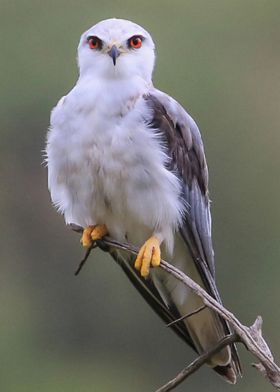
1,1,280,391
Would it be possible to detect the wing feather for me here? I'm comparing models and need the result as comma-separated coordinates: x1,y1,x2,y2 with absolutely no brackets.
143,89,242,379
144,91,215,276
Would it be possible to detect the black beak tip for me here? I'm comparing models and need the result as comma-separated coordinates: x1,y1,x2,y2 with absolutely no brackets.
108,45,120,66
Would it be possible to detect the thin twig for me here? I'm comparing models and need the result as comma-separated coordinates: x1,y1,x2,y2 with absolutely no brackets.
74,244,97,275
155,334,240,392
166,305,207,328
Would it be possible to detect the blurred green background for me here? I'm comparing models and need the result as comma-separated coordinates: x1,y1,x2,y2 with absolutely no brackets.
1,0,280,391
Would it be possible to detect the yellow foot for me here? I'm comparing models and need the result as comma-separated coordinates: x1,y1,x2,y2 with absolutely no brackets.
134,236,161,278
81,224,108,248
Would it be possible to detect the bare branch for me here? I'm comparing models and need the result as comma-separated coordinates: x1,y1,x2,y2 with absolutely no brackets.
73,232,280,390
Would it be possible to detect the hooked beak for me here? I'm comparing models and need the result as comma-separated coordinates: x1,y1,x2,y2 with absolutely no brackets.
108,45,121,66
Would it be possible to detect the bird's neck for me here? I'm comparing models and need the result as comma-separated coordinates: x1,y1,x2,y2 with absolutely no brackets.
75,74,152,116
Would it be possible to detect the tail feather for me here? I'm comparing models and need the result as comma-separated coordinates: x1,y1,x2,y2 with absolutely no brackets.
215,362,239,384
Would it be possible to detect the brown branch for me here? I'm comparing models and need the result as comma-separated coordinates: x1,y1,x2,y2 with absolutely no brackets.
73,231,280,390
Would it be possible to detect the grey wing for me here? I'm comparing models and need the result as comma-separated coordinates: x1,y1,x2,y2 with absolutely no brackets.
145,90,215,278
143,89,241,379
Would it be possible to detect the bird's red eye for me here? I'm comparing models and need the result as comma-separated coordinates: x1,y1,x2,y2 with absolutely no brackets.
88,36,102,50
129,36,142,49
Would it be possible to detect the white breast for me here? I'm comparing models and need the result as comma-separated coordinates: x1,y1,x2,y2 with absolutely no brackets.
46,78,184,253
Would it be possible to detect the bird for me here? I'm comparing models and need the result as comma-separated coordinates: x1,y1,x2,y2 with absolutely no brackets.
46,18,241,383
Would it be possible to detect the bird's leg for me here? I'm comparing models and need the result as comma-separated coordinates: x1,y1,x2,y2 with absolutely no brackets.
81,224,108,248
134,236,161,278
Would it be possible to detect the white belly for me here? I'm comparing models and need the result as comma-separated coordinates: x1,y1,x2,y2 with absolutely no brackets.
47,95,183,252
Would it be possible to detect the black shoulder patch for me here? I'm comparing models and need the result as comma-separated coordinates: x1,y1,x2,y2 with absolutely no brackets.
144,94,208,195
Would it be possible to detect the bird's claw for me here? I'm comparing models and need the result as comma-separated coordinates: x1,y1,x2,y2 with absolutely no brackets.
134,236,161,278
81,224,108,248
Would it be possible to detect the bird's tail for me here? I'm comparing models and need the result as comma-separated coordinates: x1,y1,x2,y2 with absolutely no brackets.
152,237,241,383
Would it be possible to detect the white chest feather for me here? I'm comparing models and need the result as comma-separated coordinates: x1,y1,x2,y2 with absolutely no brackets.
46,78,183,252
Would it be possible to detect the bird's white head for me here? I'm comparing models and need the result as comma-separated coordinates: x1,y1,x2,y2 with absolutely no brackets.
78,18,155,83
